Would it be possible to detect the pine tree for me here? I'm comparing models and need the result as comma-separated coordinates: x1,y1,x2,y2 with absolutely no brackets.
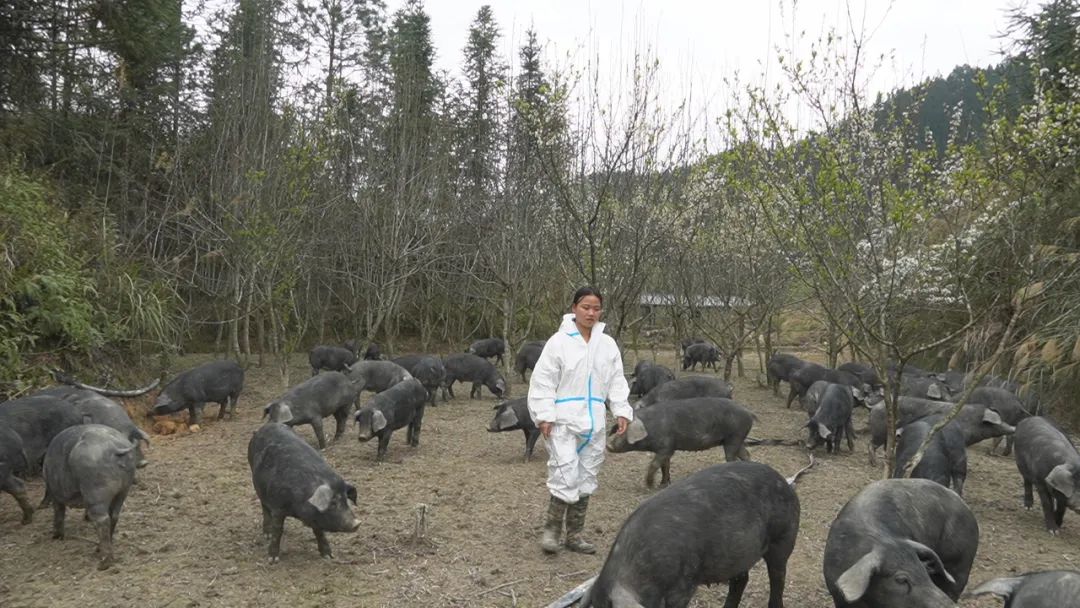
459,5,505,209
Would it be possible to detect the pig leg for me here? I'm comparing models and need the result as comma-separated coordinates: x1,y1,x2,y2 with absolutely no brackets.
785,386,798,409
524,429,540,462
51,503,67,539
845,420,856,452
109,492,126,536
188,403,204,426
652,453,669,488
1003,435,1014,456
229,392,240,418
376,433,392,462
333,410,349,442
724,572,750,608
645,457,661,488
764,546,791,608
267,511,286,562
1053,494,1067,528
311,419,327,450
1023,479,1034,509
261,503,273,539
1036,484,1060,534
867,441,878,467
470,382,481,399
408,411,423,448
988,436,1002,456
87,504,113,570
217,400,228,420
314,528,333,558
952,471,966,497
652,460,669,488
2,476,34,524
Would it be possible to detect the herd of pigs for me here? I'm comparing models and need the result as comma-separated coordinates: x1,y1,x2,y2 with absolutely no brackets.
1,335,1079,607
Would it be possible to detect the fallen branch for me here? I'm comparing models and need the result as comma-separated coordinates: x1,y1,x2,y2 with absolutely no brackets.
786,453,816,486
52,370,161,397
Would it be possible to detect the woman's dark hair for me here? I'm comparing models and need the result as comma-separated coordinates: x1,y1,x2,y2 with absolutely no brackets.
572,286,603,306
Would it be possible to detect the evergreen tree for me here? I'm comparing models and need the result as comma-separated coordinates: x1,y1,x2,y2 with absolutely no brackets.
459,5,505,209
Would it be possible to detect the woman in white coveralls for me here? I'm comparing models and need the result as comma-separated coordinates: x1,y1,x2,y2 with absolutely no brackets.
528,286,633,554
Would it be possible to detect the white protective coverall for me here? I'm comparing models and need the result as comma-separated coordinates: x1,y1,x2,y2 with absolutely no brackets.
528,314,633,503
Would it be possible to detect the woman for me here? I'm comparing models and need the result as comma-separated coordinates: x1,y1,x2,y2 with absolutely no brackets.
528,286,632,554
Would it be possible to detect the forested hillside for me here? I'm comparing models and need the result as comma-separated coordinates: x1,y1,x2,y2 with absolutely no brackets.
1,0,1078,419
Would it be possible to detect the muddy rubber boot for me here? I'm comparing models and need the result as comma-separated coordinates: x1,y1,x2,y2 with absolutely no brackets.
541,495,567,554
564,495,596,554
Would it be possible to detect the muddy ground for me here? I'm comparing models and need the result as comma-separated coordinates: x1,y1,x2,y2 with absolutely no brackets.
1,349,1077,607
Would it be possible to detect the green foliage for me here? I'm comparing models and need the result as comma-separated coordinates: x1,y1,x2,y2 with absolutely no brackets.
0,164,179,394
0,166,100,387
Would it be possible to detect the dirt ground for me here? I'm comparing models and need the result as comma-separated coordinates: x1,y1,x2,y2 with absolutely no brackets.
1,349,1077,608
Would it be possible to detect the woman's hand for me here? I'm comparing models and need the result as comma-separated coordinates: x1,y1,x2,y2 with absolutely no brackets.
615,416,629,436
539,422,554,438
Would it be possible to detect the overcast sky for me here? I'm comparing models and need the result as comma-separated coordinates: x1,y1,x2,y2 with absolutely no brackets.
400,0,1023,103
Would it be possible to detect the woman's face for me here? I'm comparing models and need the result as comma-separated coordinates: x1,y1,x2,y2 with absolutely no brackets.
572,295,603,328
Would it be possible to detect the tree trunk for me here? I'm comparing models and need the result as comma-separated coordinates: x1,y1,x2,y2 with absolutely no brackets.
257,313,266,368
502,293,513,395
241,290,252,361
827,317,840,367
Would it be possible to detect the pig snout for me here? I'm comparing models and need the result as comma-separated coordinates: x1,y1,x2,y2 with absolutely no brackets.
606,429,628,452
333,508,361,533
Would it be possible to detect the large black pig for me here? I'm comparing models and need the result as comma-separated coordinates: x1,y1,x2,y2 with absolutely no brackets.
607,397,754,488
576,461,800,607
152,360,244,426
248,422,360,561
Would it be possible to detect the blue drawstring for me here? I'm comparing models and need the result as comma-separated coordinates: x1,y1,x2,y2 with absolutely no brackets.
577,375,595,453
552,329,596,453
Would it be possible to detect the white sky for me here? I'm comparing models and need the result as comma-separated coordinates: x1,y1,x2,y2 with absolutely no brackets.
404,0,1022,110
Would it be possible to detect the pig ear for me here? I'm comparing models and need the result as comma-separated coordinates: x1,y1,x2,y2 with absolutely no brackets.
851,386,862,400
626,419,648,444
927,383,943,400
1046,464,1076,498
497,407,518,428
262,404,271,420
966,576,1024,599
816,422,832,439
345,484,358,506
982,408,1004,425
902,539,956,585
307,483,333,512
372,410,388,433
836,547,882,602
274,403,294,424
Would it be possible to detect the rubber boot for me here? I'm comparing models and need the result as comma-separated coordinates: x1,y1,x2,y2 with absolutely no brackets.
541,495,567,554
564,495,596,554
